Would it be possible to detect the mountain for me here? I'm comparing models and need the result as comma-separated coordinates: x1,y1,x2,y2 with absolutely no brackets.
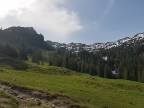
1,26,143,52
0,26,53,50
46,32,144,82
46,33,144,53
0,27,143,108
0,26,143,82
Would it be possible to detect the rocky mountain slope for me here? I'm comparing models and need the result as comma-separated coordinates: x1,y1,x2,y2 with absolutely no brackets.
46,33,144,53
0,26,54,50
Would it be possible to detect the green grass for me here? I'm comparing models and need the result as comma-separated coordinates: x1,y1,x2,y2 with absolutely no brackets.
0,63,144,108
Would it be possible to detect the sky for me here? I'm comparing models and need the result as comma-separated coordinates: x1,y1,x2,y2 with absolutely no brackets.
0,0,144,44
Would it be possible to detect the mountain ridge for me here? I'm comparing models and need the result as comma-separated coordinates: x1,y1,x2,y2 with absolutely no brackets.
0,26,143,53
0,26,54,50
46,32,144,53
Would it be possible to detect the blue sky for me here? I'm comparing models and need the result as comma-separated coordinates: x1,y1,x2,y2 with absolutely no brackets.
67,0,144,44
0,0,144,44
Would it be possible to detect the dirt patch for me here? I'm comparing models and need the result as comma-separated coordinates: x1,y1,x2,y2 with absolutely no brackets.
0,82,83,108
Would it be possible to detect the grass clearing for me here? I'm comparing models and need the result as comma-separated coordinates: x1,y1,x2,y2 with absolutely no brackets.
0,63,144,108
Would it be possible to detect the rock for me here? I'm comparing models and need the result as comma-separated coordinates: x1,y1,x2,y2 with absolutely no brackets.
35,98,41,105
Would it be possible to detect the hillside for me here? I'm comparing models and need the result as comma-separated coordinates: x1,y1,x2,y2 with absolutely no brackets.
47,37,144,82
0,62,144,108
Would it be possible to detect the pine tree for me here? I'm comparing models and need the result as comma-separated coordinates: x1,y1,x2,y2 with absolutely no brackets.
19,44,28,60
32,50,42,63
104,65,111,78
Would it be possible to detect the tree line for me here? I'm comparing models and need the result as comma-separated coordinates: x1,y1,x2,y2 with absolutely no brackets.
0,39,143,82
48,43,144,82
0,43,42,63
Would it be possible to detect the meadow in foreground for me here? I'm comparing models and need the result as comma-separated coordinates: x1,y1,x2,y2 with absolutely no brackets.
0,63,144,108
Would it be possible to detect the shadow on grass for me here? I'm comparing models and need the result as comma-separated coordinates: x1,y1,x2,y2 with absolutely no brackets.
0,57,28,70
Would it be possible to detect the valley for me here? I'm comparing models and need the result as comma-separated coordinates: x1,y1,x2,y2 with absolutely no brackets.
0,0,144,107
0,26,143,108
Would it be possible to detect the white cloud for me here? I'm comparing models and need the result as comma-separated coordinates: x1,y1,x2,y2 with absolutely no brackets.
0,0,82,40
0,0,34,17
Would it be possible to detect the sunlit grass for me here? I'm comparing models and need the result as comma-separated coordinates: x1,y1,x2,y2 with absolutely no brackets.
0,62,144,108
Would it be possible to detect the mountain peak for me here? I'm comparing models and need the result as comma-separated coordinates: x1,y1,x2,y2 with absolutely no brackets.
3,26,37,34
133,33,144,39
47,32,144,53
0,26,46,48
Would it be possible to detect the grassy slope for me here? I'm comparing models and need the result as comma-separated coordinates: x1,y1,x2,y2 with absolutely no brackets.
0,63,144,108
